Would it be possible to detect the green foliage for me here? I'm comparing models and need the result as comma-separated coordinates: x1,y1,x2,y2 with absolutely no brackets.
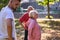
0,3,4,10
36,0,59,19
45,15,53,19
15,19,20,26
36,0,59,6
0,0,9,10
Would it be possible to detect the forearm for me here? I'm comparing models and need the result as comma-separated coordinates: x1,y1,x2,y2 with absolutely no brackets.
7,24,13,40
6,18,13,40
7,26,12,38
19,21,24,27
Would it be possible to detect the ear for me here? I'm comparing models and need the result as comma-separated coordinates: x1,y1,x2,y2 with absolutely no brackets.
10,0,13,3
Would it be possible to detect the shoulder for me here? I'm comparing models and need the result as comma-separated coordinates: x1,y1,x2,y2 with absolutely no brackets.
20,12,28,18
23,12,28,15
0,6,13,16
1,6,13,14
6,6,13,13
29,18,36,23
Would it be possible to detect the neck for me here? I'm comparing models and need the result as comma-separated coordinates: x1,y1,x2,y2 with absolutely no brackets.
8,4,14,11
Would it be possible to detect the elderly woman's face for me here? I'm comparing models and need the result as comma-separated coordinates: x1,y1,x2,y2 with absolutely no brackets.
33,13,38,19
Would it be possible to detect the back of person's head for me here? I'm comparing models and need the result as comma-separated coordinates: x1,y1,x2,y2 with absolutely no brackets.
29,10,38,19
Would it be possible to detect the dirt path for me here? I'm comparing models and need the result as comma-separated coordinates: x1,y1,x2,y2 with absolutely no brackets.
17,28,60,40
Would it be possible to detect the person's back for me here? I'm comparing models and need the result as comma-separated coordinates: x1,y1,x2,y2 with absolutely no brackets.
19,12,29,23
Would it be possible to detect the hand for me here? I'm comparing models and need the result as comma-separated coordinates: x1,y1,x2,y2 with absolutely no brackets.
8,38,14,40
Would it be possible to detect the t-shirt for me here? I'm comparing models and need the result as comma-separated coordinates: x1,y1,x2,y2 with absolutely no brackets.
0,6,16,40
19,12,29,30
19,12,29,23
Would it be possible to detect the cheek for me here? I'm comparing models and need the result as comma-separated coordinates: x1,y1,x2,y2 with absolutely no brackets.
15,5,19,8
35,15,38,19
33,16,37,19
12,5,16,8
35,14,38,17
37,15,38,17
13,4,17,8
13,5,17,9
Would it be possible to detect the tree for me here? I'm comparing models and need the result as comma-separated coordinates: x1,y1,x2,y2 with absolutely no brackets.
0,0,9,10
36,0,59,19
59,0,60,1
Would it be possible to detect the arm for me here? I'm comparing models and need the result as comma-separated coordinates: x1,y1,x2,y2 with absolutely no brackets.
19,14,25,27
5,11,14,40
6,18,13,40
28,21,35,37
19,21,24,27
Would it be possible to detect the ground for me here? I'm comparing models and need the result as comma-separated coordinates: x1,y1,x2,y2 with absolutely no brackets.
15,19,60,40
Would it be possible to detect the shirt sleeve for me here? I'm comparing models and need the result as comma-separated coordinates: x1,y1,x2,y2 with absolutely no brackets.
5,11,13,19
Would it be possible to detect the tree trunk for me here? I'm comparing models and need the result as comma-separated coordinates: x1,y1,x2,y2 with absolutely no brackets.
47,0,50,19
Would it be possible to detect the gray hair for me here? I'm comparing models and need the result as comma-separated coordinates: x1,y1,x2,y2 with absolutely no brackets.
27,6,34,10
29,10,38,18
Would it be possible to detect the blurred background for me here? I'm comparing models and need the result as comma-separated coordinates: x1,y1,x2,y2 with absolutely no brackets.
1,0,60,19
0,0,60,40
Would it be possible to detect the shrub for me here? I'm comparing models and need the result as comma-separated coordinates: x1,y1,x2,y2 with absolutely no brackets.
45,15,53,19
